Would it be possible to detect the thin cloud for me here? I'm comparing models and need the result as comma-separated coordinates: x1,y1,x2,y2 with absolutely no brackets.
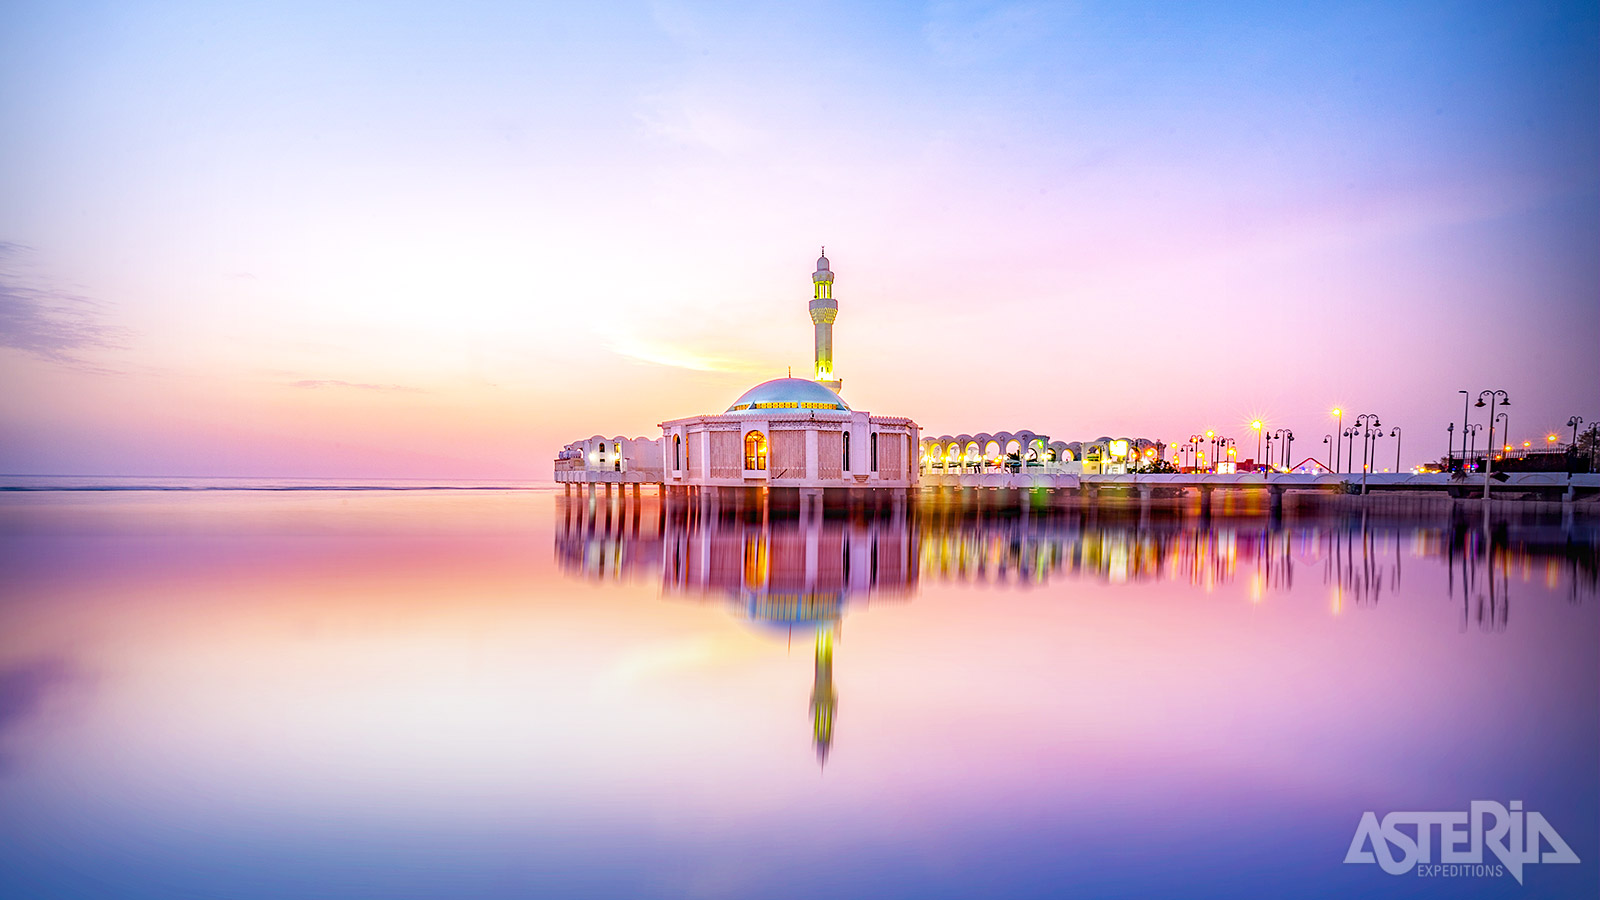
290,379,424,393
0,243,128,369
608,335,761,374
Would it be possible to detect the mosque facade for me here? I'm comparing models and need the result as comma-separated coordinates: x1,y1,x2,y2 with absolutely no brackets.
557,250,920,505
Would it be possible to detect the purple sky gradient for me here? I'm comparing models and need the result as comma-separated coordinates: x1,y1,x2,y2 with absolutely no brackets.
1,1,1595,477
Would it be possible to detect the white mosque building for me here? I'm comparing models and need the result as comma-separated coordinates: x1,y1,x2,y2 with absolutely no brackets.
555,250,921,505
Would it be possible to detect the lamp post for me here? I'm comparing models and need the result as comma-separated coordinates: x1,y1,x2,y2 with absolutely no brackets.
1390,426,1402,473
1475,390,1509,500
1332,408,1345,472
1264,431,1274,472
1205,430,1216,473
1570,417,1588,475
1458,390,1469,471
1354,414,1382,494
1220,438,1236,472
1251,420,1264,466
1446,422,1454,470
1272,429,1293,470
1343,426,1358,475
1322,434,1333,472
1465,423,1483,471
1188,434,1204,472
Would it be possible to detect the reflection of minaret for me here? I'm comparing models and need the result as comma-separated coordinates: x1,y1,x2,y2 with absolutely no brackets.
810,248,842,395
809,627,837,767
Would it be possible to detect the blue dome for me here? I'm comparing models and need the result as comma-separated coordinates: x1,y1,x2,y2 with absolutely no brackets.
727,378,849,413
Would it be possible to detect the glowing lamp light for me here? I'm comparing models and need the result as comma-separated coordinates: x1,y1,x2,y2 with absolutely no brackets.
1522,441,1531,449
1547,434,1559,443
1109,439,1129,459
1251,420,1262,430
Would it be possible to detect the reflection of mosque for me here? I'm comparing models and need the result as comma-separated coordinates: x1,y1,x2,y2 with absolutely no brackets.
557,492,916,765
556,493,1599,759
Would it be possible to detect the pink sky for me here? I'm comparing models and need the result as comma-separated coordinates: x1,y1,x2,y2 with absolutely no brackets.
1,2,1595,478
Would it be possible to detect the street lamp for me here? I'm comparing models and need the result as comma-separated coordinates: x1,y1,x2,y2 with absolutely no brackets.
1272,429,1293,470
1446,422,1455,470
1264,431,1274,472
1457,390,1470,471
1343,426,1358,476
1390,426,1402,473
1251,420,1264,465
1354,414,1382,494
1188,434,1204,471
1569,416,1586,447
1332,408,1345,472
1475,390,1509,500
1322,434,1333,472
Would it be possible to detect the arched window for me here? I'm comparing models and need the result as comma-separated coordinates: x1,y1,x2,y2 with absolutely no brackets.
744,430,767,471
673,435,682,470
843,432,851,471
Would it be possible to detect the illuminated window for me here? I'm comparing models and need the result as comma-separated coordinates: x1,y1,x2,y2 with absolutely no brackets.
744,430,768,470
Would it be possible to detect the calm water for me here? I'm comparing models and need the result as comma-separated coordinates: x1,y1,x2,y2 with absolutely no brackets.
1,488,1595,898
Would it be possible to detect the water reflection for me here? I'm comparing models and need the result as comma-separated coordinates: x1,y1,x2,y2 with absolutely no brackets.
557,494,1598,622
558,494,1597,768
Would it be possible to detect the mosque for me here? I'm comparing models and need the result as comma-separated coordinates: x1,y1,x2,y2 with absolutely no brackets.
553,249,1160,502
556,250,920,511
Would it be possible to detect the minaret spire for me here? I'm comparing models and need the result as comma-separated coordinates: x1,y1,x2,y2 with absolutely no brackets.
809,248,841,395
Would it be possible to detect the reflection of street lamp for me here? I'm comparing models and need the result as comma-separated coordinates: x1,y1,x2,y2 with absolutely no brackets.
1332,408,1345,471
1475,390,1509,499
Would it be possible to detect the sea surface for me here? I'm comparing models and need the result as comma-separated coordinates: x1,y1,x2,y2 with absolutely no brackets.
1,484,1595,898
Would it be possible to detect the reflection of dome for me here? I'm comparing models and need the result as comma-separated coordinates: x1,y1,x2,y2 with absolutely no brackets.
727,378,849,413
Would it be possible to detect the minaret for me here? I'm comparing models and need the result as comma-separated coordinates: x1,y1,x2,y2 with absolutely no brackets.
810,248,842,395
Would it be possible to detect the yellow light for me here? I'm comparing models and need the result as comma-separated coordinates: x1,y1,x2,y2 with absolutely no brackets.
1205,430,1215,439
1547,434,1558,443
1251,420,1262,430
1332,408,1342,416
1522,441,1530,448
